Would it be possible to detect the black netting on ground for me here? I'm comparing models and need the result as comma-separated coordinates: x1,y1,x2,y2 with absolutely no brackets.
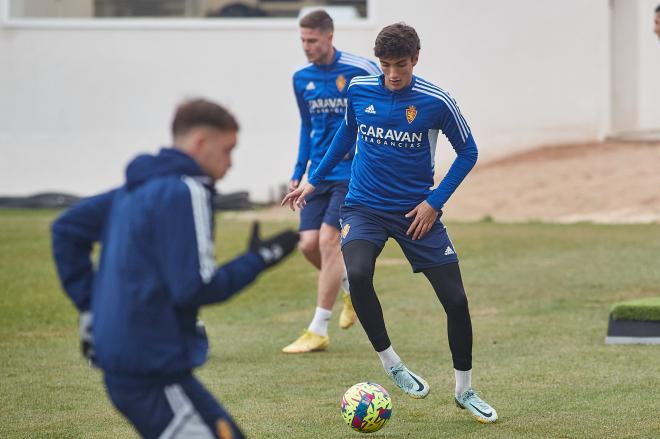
0,192,254,210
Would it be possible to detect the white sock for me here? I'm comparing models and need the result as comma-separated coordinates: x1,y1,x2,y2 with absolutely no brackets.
341,270,350,295
455,369,472,397
308,307,332,337
377,346,401,371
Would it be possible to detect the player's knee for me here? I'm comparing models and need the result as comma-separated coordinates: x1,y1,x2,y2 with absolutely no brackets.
444,290,469,313
347,264,373,290
298,237,319,258
318,233,340,256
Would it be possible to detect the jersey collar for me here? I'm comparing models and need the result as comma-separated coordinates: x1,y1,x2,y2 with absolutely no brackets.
315,47,341,70
379,74,417,95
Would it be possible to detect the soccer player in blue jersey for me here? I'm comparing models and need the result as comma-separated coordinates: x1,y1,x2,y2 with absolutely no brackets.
52,99,299,438
283,23,498,423
282,10,382,354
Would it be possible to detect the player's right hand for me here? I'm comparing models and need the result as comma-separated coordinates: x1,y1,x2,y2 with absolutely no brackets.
79,310,97,366
248,222,299,269
288,179,300,191
281,183,315,211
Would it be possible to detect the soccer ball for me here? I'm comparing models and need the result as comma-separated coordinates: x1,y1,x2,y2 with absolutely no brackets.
340,382,392,433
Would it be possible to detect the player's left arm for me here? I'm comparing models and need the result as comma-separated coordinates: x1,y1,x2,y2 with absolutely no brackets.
426,97,478,210
407,97,478,239
157,182,298,309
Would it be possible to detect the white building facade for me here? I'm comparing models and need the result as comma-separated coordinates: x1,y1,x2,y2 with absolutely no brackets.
1,0,658,200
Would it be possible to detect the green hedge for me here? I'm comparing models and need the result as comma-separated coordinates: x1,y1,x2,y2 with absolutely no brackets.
611,297,660,322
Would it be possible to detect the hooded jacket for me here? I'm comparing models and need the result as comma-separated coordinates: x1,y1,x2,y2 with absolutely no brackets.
52,148,265,381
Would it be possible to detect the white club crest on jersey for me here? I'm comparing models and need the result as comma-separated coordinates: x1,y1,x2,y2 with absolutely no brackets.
365,104,376,114
305,81,316,90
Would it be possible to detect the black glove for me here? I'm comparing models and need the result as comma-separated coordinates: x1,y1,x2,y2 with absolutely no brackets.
79,311,96,365
248,222,299,269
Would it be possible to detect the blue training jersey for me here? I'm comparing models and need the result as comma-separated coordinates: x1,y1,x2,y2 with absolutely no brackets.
292,49,380,182
308,74,478,212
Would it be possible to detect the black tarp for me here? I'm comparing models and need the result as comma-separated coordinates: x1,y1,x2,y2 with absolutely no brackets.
0,192,254,211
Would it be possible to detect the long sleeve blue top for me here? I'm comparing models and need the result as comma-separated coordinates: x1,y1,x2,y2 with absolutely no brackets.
291,49,380,182
308,74,478,212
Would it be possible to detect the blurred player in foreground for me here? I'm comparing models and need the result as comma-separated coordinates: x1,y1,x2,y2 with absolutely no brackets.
52,98,299,438
283,9,381,354
283,23,498,423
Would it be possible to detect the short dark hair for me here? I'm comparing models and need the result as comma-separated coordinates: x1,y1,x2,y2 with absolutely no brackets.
299,9,334,33
374,23,421,60
656,4,660,13
171,99,239,137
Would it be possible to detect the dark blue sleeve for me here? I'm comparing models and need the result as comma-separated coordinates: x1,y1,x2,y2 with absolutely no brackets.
194,252,266,307
51,189,117,312
308,93,357,186
292,77,312,181
155,180,267,309
425,97,478,210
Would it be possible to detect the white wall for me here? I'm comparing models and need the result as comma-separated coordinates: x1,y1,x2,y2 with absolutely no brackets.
611,0,639,133
611,0,660,133
637,0,660,130
0,0,647,201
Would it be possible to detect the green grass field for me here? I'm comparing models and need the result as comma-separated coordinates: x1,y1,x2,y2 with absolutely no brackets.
1,209,660,438
611,297,660,322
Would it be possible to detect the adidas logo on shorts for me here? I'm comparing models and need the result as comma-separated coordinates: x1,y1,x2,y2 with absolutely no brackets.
444,246,455,256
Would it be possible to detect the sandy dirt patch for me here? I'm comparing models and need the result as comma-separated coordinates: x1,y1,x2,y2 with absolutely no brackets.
445,141,660,223
226,141,660,224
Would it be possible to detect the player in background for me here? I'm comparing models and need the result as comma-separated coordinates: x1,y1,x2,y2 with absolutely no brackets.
52,99,299,438
655,4,660,40
282,9,381,354
283,23,498,423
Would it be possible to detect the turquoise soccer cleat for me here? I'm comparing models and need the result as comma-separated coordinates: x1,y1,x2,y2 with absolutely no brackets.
455,388,498,423
386,362,430,399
